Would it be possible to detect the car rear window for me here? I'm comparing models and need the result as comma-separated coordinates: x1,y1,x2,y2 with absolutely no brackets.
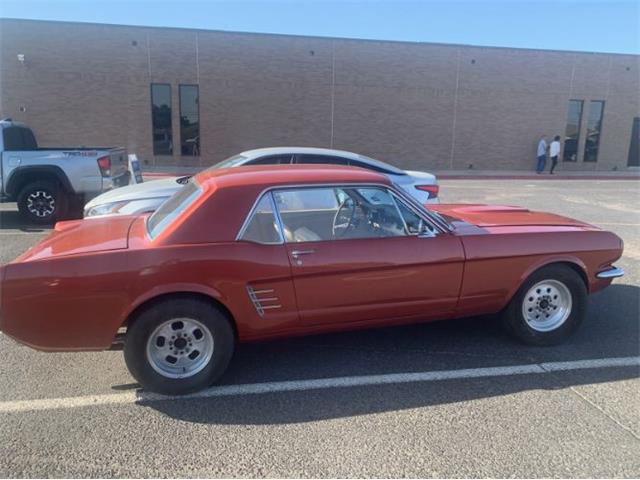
350,156,406,175
3,126,38,151
147,181,202,239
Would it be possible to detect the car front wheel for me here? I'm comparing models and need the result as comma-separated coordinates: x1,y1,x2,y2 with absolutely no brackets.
17,180,68,225
501,265,587,346
124,298,235,395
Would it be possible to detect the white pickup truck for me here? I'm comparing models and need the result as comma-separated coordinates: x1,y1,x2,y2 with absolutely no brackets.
0,119,129,224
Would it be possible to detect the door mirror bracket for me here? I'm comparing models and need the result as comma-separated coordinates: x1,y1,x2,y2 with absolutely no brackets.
418,224,437,238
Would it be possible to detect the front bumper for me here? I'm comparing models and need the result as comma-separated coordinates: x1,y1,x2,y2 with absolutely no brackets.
596,266,625,279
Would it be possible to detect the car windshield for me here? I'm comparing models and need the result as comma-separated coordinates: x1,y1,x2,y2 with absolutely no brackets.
147,181,202,239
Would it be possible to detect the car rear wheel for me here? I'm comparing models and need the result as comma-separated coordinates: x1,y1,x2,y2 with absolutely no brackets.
501,265,587,346
17,180,68,225
124,298,235,395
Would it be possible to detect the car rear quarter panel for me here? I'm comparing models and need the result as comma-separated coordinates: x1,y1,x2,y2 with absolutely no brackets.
121,241,299,343
1,250,135,350
1,239,300,350
456,228,623,317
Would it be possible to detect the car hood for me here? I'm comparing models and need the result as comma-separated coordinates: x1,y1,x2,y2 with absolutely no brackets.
13,215,138,263
429,204,595,229
85,177,181,208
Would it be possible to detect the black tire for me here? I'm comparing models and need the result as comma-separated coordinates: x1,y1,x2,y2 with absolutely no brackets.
124,297,235,395
16,180,68,225
501,265,587,346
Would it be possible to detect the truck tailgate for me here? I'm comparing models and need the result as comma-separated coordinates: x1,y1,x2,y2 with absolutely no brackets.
108,148,128,177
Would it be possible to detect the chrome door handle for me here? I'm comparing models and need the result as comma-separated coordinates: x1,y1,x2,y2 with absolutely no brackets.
291,249,315,258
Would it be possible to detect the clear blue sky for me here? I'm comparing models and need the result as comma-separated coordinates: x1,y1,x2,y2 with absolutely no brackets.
1,0,638,54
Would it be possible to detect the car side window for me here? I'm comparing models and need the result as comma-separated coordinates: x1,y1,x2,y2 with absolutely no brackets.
348,158,393,174
2,127,26,152
274,188,339,212
273,186,408,243
239,194,282,244
295,154,349,166
247,154,293,165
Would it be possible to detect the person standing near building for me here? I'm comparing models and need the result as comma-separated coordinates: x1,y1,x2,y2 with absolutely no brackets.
549,135,561,174
536,135,548,173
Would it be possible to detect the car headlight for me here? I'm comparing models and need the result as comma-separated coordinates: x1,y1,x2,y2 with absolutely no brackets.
84,197,168,217
84,201,128,217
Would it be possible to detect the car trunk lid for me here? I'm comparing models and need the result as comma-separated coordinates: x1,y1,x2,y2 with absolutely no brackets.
13,215,137,263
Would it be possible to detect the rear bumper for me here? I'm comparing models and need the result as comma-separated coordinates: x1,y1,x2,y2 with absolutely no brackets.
596,266,624,279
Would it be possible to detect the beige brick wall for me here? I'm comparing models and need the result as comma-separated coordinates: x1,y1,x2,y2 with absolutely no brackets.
1,18,639,171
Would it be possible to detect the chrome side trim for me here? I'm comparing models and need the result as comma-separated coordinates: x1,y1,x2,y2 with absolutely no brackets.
246,286,282,316
596,266,624,279
270,190,288,243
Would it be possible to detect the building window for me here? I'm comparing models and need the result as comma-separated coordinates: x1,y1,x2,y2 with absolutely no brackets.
179,85,200,156
629,117,640,167
151,84,173,155
563,100,583,162
584,101,605,162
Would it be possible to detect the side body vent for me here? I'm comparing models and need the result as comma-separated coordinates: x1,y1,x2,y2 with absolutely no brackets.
247,286,281,316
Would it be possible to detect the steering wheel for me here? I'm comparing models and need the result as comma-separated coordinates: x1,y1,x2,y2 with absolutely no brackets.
332,198,360,238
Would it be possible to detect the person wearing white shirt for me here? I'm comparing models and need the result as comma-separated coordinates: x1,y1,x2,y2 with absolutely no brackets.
549,135,561,174
536,135,547,173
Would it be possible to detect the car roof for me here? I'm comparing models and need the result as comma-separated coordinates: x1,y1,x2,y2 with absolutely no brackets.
193,164,391,191
238,147,405,175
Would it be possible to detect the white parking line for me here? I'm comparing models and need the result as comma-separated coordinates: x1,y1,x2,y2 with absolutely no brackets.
0,356,638,414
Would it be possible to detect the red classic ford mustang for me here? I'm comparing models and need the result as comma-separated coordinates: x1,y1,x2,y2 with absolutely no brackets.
0,165,624,394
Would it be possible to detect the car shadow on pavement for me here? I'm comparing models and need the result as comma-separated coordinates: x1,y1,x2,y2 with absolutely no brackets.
0,203,82,232
0,207,49,232
144,284,639,425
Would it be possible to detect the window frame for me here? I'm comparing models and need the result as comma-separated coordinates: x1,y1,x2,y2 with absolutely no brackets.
563,99,584,162
236,191,284,245
235,183,445,245
583,100,605,163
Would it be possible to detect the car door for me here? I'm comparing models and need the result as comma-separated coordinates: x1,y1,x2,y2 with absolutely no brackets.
272,185,465,327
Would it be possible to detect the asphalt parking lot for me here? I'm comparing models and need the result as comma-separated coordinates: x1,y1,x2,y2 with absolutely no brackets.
0,179,639,477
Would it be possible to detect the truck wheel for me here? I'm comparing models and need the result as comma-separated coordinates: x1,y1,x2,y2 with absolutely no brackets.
17,180,68,225
501,265,587,346
124,298,235,395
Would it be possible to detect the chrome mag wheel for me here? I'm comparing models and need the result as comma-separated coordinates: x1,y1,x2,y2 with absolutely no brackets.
26,190,56,218
145,318,214,379
522,279,572,332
